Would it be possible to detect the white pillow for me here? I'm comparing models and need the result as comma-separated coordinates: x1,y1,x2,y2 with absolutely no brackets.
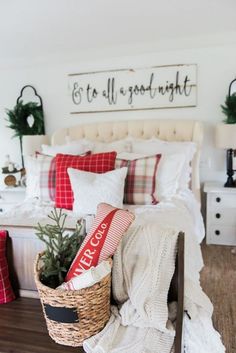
25,156,40,199
116,152,186,201
68,167,128,215
41,139,94,157
131,138,196,190
92,138,132,153
156,153,186,200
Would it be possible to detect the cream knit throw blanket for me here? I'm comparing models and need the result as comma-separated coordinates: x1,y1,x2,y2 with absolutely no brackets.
84,207,215,353
84,222,179,353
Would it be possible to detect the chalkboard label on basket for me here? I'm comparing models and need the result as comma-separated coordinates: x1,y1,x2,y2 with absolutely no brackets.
44,303,79,323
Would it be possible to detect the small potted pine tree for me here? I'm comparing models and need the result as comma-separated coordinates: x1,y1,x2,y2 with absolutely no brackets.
34,208,84,288
34,208,112,347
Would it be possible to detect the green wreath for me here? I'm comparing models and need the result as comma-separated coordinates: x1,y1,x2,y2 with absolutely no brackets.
6,100,45,137
6,100,45,168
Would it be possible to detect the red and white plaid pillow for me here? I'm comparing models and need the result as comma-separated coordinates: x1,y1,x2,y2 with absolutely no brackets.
36,152,91,203
0,230,15,304
37,154,56,202
55,152,117,210
115,153,162,205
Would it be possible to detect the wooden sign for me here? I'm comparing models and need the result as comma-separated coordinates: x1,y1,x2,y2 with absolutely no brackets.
68,64,197,114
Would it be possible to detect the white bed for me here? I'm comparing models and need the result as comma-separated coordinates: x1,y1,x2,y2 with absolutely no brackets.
0,119,225,353
0,119,204,298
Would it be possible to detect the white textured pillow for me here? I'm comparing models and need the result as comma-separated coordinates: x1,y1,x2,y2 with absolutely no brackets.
68,167,128,215
116,152,186,201
25,156,40,199
131,138,196,190
41,139,94,157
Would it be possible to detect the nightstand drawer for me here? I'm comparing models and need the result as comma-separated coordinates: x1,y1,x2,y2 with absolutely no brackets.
208,225,236,245
208,208,236,226
208,193,236,208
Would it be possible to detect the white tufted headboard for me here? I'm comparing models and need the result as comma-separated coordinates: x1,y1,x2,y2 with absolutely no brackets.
51,120,203,202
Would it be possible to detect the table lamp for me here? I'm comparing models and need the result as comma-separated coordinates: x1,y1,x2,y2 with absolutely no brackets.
215,123,236,187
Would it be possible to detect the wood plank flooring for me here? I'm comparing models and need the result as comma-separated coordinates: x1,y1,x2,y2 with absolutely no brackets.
201,243,236,353
0,298,84,353
0,243,235,353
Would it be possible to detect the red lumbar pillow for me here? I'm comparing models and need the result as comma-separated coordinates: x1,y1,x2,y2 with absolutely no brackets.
55,152,117,210
0,230,15,304
65,203,135,281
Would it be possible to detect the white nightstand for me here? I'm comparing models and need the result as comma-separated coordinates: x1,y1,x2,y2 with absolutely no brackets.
0,187,26,213
204,181,236,245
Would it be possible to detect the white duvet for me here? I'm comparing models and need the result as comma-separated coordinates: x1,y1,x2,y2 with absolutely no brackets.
0,198,80,228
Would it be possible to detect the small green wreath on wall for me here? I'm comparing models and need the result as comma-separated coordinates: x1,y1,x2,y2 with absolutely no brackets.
6,100,45,136
5,85,45,168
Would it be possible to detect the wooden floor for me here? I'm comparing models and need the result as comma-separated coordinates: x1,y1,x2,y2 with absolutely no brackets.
0,243,235,353
0,298,84,353
201,243,236,353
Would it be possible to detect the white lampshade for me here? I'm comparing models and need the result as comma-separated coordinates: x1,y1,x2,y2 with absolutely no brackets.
22,135,50,156
215,123,236,149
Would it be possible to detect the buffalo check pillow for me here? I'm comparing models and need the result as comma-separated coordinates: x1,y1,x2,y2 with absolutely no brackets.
115,152,162,205
0,230,15,304
55,152,117,210
34,152,91,203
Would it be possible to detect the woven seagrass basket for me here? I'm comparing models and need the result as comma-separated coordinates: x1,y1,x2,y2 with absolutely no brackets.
34,252,112,347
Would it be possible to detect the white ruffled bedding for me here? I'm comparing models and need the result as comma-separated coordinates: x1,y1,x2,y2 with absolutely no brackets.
0,189,203,237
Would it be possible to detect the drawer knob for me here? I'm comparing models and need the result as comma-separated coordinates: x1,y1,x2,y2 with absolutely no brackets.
216,197,221,203
215,213,221,219
215,230,220,236
0,208,2,212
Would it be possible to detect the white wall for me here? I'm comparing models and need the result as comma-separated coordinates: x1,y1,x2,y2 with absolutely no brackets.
0,43,235,186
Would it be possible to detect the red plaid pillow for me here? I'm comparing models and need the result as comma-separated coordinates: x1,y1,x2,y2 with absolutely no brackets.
0,231,15,304
55,152,117,210
37,152,91,203
115,154,162,205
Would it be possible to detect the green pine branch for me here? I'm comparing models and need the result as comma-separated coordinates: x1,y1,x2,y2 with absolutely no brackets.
35,208,84,288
